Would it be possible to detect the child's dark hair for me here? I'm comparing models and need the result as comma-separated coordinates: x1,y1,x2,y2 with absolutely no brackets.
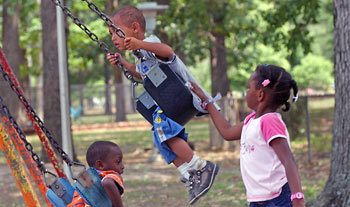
86,141,121,167
111,5,146,32
254,64,298,112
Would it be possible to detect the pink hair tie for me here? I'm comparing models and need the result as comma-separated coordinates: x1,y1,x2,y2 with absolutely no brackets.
262,79,270,87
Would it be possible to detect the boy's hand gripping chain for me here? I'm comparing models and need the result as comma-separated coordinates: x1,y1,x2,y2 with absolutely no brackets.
51,0,142,91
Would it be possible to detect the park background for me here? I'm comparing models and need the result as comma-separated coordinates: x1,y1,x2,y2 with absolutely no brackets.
0,0,347,206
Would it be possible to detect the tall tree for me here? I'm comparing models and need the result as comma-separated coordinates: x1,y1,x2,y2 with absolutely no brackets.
104,0,116,115
103,54,112,115
207,1,230,96
106,0,127,122
40,0,62,159
308,0,350,206
0,0,27,126
159,0,243,149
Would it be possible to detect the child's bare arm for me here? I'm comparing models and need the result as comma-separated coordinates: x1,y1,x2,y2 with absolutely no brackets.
270,138,305,207
124,37,173,61
107,53,142,79
206,103,243,141
190,81,243,141
101,177,123,207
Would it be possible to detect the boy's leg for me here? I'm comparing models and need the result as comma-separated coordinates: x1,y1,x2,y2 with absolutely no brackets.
166,137,193,164
152,108,219,204
166,137,219,205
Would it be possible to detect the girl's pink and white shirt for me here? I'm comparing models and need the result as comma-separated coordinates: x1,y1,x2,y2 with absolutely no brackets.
240,112,290,202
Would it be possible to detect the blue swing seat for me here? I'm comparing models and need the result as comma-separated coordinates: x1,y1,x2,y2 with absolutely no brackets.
74,167,113,207
46,168,113,207
46,178,75,207
136,63,199,126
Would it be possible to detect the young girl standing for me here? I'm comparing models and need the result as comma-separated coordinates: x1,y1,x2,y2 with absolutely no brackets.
190,64,305,207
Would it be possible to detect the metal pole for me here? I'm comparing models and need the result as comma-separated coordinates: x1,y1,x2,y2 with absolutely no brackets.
304,96,312,163
56,7,73,182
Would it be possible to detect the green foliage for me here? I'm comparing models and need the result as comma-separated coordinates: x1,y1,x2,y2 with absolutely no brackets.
261,0,320,64
19,1,41,77
0,0,333,92
228,44,290,91
158,0,259,65
292,54,333,90
308,0,333,61
65,0,142,85
157,0,330,92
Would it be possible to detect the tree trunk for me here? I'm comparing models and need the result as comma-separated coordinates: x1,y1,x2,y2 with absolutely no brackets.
0,1,27,127
307,1,350,206
207,3,230,149
104,54,112,115
122,75,135,114
41,1,63,159
208,32,230,96
114,72,127,122
105,0,127,121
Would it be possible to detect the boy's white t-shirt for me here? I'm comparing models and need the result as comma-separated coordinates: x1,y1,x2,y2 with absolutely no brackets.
134,35,213,113
240,112,290,202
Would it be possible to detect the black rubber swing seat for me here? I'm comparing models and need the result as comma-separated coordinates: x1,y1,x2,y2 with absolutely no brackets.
136,63,199,126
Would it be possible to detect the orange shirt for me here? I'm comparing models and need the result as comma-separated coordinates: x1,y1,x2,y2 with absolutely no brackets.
67,170,124,207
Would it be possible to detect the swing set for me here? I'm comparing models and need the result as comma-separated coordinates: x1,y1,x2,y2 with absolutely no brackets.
0,0,200,206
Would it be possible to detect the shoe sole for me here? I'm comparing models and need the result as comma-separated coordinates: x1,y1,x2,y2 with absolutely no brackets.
189,163,220,205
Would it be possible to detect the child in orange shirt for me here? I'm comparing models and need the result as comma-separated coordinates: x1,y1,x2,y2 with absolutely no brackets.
68,141,125,207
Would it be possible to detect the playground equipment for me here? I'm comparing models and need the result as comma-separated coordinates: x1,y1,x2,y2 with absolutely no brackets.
0,116,42,206
1,0,205,205
0,54,113,206
52,0,200,126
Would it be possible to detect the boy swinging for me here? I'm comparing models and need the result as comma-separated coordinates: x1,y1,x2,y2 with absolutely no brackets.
107,5,219,205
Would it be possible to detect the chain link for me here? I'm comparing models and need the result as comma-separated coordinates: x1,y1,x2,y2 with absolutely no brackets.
51,0,141,86
0,63,74,166
0,96,46,173
81,0,126,39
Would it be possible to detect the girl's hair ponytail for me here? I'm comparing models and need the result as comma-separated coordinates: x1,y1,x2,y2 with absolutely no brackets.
254,65,298,112
290,80,298,102
282,79,298,112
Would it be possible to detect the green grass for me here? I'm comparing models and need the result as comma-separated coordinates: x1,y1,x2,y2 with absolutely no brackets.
72,113,145,125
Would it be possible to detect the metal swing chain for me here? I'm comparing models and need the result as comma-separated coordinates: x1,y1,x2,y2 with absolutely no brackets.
79,0,145,61
0,95,61,187
0,63,74,167
51,0,142,86
0,96,46,173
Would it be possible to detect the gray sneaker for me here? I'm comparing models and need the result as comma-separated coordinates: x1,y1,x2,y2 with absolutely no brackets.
181,177,196,204
182,161,219,205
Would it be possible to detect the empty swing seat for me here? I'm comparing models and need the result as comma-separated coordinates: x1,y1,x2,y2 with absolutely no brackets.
136,63,199,126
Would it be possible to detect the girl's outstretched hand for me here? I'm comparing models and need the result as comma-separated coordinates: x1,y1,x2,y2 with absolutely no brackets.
189,81,208,101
